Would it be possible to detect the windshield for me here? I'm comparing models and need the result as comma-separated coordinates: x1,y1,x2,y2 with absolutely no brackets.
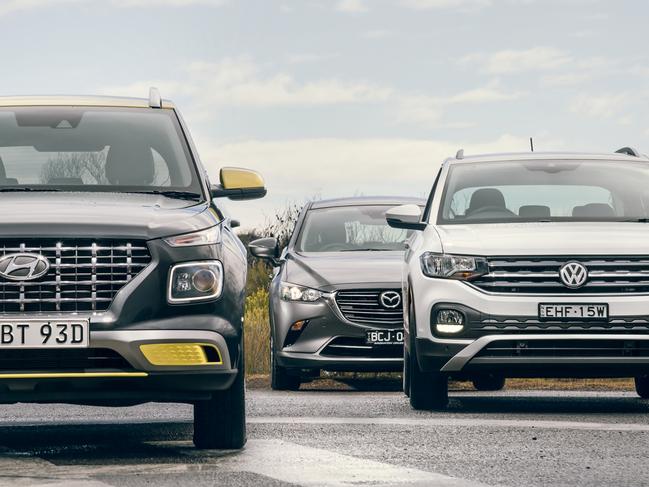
437,160,649,224
297,205,413,252
0,107,203,197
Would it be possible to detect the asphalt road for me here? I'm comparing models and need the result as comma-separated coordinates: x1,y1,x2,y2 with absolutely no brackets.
0,384,648,487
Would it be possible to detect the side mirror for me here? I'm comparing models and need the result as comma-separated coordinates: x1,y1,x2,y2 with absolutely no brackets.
230,219,241,229
386,204,427,231
211,167,267,201
249,237,281,266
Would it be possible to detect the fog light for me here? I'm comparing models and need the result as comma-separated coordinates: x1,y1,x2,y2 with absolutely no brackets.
435,309,465,334
168,261,223,303
140,343,222,366
290,320,307,331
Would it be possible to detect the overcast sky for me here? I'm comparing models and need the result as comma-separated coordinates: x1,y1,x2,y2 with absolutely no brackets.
0,0,647,228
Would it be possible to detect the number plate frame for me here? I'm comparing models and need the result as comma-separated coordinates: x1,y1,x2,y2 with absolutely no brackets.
0,319,89,348
538,303,609,322
365,329,404,345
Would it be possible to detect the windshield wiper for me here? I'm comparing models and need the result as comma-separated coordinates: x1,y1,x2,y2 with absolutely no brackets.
127,190,202,201
0,187,61,192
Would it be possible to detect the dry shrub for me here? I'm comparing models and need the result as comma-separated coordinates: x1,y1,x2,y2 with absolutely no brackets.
244,287,270,375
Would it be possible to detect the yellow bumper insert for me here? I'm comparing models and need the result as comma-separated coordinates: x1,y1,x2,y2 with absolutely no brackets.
140,343,222,366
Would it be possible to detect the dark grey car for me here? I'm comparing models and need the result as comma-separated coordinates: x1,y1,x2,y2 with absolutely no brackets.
250,197,425,390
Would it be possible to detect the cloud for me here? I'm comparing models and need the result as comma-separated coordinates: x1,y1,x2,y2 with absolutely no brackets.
0,0,227,16
396,83,525,127
541,73,592,87
335,0,369,13
462,47,573,74
102,57,392,108
569,93,631,119
399,0,491,10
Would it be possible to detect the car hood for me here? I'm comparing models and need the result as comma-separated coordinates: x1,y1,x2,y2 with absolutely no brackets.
284,251,404,291
436,222,649,256
0,192,217,239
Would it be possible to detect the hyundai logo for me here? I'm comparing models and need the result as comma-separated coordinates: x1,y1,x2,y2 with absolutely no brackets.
0,253,50,281
379,290,401,309
559,262,588,289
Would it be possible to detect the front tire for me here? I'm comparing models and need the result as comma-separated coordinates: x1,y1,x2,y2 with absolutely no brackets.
472,374,506,392
407,293,448,410
193,360,246,449
635,375,649,399
270,334,301,391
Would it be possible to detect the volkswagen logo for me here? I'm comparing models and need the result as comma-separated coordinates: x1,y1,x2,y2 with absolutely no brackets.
0,253,50,281
379,290,401,309
559,262,588,289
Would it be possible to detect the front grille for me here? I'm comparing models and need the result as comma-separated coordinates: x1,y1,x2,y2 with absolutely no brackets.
472,256,649,294
0,239,151,312
335,289,403,326
477,339,649,358
321,337,402,358
0,348,133,371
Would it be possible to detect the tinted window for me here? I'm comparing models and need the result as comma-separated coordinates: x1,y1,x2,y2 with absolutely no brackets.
437,160,649,224
297,205,412,252
0,107,202,195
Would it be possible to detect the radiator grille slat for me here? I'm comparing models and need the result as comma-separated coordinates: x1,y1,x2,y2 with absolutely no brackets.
0,239,151,312
472,256,649,294
335,289,404,326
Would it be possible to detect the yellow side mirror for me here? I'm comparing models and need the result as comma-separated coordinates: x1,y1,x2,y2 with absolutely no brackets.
211,167,267,200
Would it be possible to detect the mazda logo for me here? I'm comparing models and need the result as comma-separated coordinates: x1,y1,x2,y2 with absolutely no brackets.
379,290,401,309
559,262,588,289
0,253,50,281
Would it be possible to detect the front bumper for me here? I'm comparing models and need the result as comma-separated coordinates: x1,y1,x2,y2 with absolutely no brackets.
0,318,239,405
412,276,649,378
271,288,404,373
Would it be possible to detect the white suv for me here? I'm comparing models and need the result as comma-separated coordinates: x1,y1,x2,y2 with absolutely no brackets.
387,148,649,410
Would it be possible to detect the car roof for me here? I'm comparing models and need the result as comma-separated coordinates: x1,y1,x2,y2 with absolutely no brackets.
0,95,176,109
445,151,649,165
309,196,426,210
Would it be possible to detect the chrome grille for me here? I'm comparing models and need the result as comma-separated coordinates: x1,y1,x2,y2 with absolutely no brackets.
471,256,649,294
335,289,403,325
0,239,150,313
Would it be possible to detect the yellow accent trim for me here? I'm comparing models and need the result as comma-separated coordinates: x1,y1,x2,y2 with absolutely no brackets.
140,343,223,366
220,167,265,191
0,372,148,379
0,95,176,109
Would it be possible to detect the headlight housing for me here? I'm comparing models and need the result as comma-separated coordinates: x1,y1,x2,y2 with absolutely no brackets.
280,283,322,302
168,260,223,303
420,252,488,280
164,226,221,247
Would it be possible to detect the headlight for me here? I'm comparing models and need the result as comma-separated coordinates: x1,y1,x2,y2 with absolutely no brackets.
165,226,221,247
280,283,322,302
420,252,487,280
168,260,223,303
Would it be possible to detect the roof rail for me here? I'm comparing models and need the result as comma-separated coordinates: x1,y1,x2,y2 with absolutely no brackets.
615,147,641,157
148,87,162,109
455,149,464,160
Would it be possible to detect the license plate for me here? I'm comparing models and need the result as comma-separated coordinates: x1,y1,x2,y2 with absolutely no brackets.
538,304,608,321
366,329,404,345
0,320,89,348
